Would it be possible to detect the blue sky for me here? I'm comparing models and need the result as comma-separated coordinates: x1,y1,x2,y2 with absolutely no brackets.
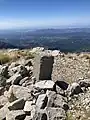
0,0,90,29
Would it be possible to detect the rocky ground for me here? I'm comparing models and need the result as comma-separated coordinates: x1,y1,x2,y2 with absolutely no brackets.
0,47,90,120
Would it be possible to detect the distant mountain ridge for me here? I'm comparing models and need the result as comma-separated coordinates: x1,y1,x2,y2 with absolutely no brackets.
0,28,90,52
0,40,16,49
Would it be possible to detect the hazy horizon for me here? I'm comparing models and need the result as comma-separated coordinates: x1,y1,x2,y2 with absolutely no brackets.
0,0,90,29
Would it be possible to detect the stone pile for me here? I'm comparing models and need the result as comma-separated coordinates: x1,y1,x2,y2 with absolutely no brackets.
0,49,90,120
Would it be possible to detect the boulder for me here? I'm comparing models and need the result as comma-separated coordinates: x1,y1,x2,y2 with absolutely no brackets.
33,107,66,120
1,65,9,78
67,82,82,96
36,94,48,109
78,79,90,87
6,110,26,120
34,80,55,90
0,95,8,108
19,66,29,77
7,85,32,100
55,85,65,96
46,90,56,107
55,80,69,90
25,59,32,66
33,54,54,81
46,107,66,120
24,101,33,113
6,73,22,85
8,98,25,110
24,116,32,120
19,77,29,86
52,50,60,56
0,103,9,120
0,87,4,96
54,94,69,110
24,101,35,117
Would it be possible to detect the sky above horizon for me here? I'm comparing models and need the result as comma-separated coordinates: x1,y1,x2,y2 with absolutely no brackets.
0,0,90,29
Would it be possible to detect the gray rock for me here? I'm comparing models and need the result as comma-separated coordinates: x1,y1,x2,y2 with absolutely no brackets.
55,80,69,90
7,85,32,100
33,54,54,81
46,90,56,107
19,77,29,86
33,107,66,120
0,75,7,87
56,85,65,96
6,110,26,120
0,103,9,120
52,50,60,57
1,65,9,78
0,95,8,108
24,116,32,120
32,109,47,120
54,94,69,110
24,101,35,117
6,73,22,85
24,101,33,113
46,107,66,120
19,66,29,77
34,80,55,90
78,79,90,87
25,59,32,66
0,87,4,96
67,82,82,96
36,94,48,109
8,98,25,110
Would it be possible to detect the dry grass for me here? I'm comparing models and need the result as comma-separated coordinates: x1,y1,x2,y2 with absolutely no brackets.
0,49,35,64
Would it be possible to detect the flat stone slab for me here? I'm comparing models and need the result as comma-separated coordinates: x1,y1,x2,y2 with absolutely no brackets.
8,98,25,110
34,80,55,90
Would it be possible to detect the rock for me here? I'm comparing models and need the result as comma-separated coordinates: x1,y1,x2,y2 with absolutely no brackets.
1,65,9,78
31,47,44,53
19,77,29,86
6,73,22,85
0,95,8,108
8,98,25,110
55,80,69,90
24,101,32,113
46,107,66,120
0,75,7,87
25,59,32,66
78,79,90,87
33,54,54,81
55,85,65,96
52,50,60,56
9,62,19,69
34,80,55,90
7,85,32,100
54,94,69,110
24,116,32,120
0,103,9,120
6,110,26,120
32,109,47,120
67,82,82,96
46,90,56,107
36,94,48,109
24,101,35,117
0,87,4,96
33,107,66,120
19,66,29,77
